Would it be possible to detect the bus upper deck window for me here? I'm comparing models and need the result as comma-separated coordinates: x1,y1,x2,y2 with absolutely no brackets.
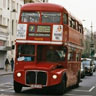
63,14,68,24
21,12,40,23
42,12,61,23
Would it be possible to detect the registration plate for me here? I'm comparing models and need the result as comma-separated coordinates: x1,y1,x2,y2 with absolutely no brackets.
30,84,42,89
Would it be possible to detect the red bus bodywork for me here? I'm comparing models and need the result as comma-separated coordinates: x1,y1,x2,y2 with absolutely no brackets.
14,3,84,94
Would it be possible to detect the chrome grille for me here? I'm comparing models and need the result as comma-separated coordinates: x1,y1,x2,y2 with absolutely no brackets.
26,71,47,86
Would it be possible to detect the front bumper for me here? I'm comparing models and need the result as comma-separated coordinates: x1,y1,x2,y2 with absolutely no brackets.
14,69,62,88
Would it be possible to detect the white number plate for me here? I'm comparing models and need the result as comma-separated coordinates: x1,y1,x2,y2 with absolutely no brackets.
30,84,42,89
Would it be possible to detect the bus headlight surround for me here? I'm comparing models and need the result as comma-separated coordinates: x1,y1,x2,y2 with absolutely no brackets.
52,74,57,79
17,72,22,77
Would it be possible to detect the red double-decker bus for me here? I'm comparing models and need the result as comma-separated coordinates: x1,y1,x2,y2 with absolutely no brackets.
14,3,84,94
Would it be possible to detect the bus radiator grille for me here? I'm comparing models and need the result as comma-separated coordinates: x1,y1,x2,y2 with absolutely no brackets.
26,71,47,86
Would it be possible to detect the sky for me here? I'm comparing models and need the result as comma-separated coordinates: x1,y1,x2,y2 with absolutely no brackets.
49,0,96,32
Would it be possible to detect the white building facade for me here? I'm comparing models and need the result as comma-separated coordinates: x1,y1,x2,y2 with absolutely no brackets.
0,0,24,69
0,0,48,69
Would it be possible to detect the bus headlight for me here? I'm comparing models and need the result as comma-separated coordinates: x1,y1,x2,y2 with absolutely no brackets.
17,72,22,77
52,75,57,79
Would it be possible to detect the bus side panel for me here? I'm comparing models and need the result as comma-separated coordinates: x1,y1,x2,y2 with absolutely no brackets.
68,28,82,46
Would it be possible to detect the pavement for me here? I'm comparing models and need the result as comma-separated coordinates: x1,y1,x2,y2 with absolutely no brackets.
0,65,13,76
0,65,13,96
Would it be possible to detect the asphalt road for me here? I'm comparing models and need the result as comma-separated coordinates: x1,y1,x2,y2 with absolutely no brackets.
0,72,96,96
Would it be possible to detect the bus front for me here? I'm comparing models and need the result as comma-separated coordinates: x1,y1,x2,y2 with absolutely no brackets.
14,3,68,94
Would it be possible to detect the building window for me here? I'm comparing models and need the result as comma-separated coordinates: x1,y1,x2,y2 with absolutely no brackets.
8,0,10,10
3,17,6,25
12,20,14,35
0,41,4,46
17,3,19,13
3,0,6,9
0,16,2,25
12,1,15,11
7,19,9,32
11,41,14,54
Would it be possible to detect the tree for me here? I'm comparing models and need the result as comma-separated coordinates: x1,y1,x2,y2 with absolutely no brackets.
91,49,95,57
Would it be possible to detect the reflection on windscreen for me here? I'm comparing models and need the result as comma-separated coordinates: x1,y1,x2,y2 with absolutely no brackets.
17,44,35,61
46,50,66,62
37,45,67,62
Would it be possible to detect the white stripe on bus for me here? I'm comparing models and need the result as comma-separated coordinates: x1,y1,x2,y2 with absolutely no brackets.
16,40,63,45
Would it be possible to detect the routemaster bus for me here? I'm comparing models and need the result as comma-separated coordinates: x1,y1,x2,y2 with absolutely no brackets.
14,3,84,94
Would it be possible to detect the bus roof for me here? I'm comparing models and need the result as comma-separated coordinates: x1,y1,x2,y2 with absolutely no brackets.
21,3,68,12
21,3,82,24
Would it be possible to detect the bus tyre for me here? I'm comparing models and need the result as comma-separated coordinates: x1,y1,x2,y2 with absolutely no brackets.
14,81,22,93
75,72,80,87
57,77,66,94
90,72,93,76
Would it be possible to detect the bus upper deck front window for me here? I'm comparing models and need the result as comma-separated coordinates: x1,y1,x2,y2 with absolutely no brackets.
42,12,61,23
21,12,40,22
17,44,35,61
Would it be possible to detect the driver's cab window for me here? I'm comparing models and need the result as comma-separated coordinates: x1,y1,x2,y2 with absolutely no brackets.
17,44,35,61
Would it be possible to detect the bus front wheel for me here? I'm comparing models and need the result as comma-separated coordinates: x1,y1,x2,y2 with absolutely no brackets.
75,72,80,87
14,81,22,93
57,76,66,94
